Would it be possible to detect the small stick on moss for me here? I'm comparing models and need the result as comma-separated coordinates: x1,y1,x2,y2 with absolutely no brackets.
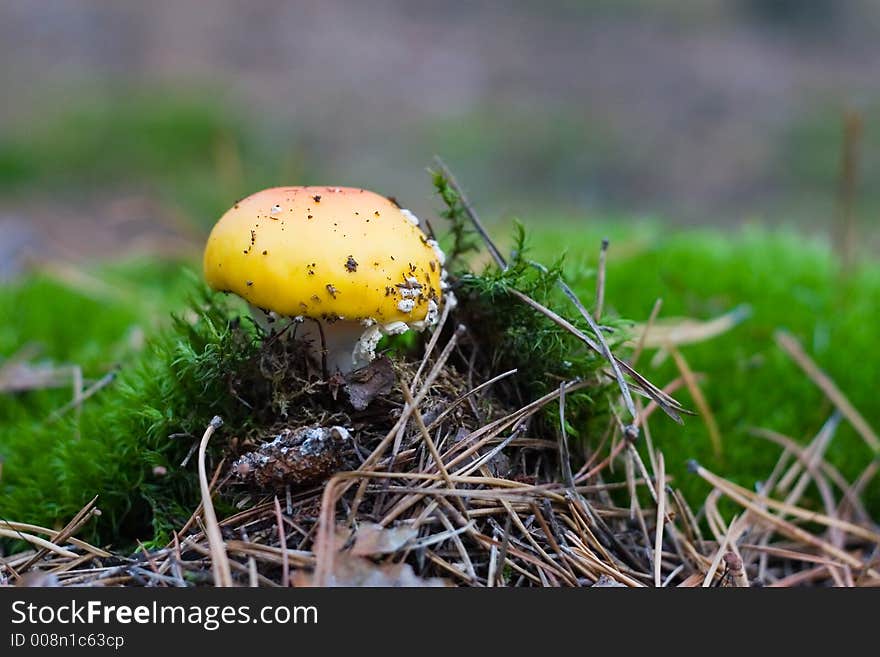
47,369,117,423
197,416,233,587
0,519,108,559
632,298,663,367
595,238,609,321
0,528,78,558
507,286,685,424
668,344,723,459
775,331,880,453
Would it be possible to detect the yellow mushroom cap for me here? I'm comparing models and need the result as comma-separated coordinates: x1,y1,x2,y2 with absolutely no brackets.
203,186,444,326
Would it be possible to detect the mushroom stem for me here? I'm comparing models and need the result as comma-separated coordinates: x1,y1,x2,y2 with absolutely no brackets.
298,319,378,375
249,304,379,375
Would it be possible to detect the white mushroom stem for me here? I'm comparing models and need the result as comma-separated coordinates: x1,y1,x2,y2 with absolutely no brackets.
249,304,386,375
297,319,381,375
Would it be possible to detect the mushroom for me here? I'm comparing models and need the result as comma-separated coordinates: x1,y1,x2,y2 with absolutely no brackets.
203,186,448,374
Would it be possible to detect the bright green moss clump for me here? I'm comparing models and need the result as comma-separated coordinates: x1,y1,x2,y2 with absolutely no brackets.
0,265,257,544
527,222,880,512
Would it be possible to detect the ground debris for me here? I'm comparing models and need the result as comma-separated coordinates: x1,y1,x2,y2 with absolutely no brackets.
293,553,448,587
351,522,419,557
232,425,351,488
343,355,396,411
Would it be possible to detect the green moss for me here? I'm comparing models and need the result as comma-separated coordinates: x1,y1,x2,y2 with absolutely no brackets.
525,221,880,511
0,261,188,427
0,262,255,542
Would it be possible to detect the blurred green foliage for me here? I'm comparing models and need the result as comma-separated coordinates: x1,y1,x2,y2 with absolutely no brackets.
0,92,300,227
0,268,256,543
777,105,880,227
416,108,619,203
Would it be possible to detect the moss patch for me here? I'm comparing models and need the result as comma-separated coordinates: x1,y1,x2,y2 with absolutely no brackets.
526,221,880,511
0,271,256,544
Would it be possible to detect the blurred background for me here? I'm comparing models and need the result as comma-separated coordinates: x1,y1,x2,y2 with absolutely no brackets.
1,0,879,271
